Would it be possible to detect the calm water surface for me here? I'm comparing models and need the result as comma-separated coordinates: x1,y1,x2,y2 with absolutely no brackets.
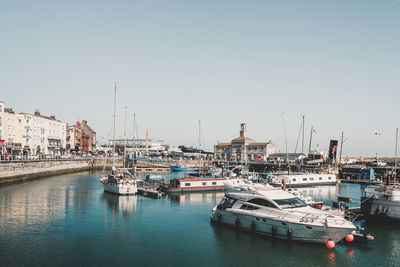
0,172,399,266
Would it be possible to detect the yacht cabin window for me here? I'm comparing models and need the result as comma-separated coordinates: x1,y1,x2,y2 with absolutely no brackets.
248,198,277,208
273,198,308,209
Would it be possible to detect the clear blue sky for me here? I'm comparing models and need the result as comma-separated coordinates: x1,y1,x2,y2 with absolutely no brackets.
1,0,399,156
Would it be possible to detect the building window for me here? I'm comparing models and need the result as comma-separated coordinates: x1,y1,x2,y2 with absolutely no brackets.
185,183,191,186
202,182,207,186
328,177,332,180
309,178,314,181
212,182,217,185
302,178,307,181
319,177,322,180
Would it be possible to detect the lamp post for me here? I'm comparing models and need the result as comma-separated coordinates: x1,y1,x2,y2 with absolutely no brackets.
375,132,382,160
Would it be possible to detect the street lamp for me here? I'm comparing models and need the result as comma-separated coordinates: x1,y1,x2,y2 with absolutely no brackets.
375,132,382,160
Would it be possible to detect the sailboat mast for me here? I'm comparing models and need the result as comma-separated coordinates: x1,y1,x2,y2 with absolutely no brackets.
123,106,127,169
308,126,314,154
394,128,399,183
199,119,201,171
302,115,305,155
112,82,117,167
339,131,344,164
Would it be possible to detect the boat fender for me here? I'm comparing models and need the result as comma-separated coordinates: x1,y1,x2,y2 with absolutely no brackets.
287,229,292,241
271,226,277,238
235,218,240,228
217,214,222,224
251,221,256,232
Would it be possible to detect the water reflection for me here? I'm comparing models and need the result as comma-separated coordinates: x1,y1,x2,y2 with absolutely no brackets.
101,193,137,215
167,192,224,205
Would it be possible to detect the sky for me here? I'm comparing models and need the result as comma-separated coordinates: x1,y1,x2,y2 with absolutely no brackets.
1,0,400,156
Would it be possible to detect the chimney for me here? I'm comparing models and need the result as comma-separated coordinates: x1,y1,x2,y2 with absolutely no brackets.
34,110,40,116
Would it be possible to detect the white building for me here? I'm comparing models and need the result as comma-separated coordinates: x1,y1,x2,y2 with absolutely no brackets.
214,123,275,163
2,104,66,155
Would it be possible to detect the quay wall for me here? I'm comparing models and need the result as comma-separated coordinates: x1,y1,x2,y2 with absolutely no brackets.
0,159,123,184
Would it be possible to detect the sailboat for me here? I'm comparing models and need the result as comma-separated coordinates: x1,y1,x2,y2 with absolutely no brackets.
100,83,138,195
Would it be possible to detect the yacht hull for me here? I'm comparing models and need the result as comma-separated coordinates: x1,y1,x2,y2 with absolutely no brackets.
100,177,138,195
361,197,400,220
211,210,354,244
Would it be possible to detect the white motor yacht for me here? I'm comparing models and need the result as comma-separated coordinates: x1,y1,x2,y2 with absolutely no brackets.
211,190,356,244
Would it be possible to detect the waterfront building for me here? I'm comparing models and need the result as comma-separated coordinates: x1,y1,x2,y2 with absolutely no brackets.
214,123,275,163
66,120,97,153
1,107,66,155
2,108,20,155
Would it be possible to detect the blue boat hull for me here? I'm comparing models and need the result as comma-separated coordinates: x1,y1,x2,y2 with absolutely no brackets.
170,166,200,172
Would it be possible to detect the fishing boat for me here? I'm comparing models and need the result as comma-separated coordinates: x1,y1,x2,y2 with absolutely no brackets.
99,83,137,195
211,190,356,245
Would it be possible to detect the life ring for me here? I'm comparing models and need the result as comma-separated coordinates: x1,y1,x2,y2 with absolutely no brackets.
251,221,256,232
271,226,277,238
287,229,292,241
235,218,240,228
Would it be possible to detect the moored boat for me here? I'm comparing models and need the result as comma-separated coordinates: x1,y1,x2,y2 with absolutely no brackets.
163,177,228,193
361,185,400,220
211,190,356,244
268,173,337,188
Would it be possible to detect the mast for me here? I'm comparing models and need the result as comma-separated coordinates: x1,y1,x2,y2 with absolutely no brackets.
282,113,288,164
123,106,127,169
308,126,314,155
198,119,202,171
302,115,305,155
395,128,399,183
112,82,117,167
339,131,344,164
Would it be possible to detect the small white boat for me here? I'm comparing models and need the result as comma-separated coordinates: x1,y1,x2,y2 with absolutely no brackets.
211,190,356,244
100,167,138,195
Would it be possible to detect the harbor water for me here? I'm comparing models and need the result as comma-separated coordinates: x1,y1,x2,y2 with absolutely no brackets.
0,172,399,266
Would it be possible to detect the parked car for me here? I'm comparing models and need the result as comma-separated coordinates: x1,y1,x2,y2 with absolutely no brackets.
367,160,387,167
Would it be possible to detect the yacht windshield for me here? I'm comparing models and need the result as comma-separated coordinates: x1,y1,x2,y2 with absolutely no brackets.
273,198,308,209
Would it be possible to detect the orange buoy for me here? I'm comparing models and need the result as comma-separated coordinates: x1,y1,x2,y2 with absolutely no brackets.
326,239,335,249
346,234,354,242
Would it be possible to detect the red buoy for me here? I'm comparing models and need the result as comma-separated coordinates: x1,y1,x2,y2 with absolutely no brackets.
326,239,335,249
346,234,354,242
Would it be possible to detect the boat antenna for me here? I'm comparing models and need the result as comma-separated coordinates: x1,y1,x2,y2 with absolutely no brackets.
112,82,117,168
